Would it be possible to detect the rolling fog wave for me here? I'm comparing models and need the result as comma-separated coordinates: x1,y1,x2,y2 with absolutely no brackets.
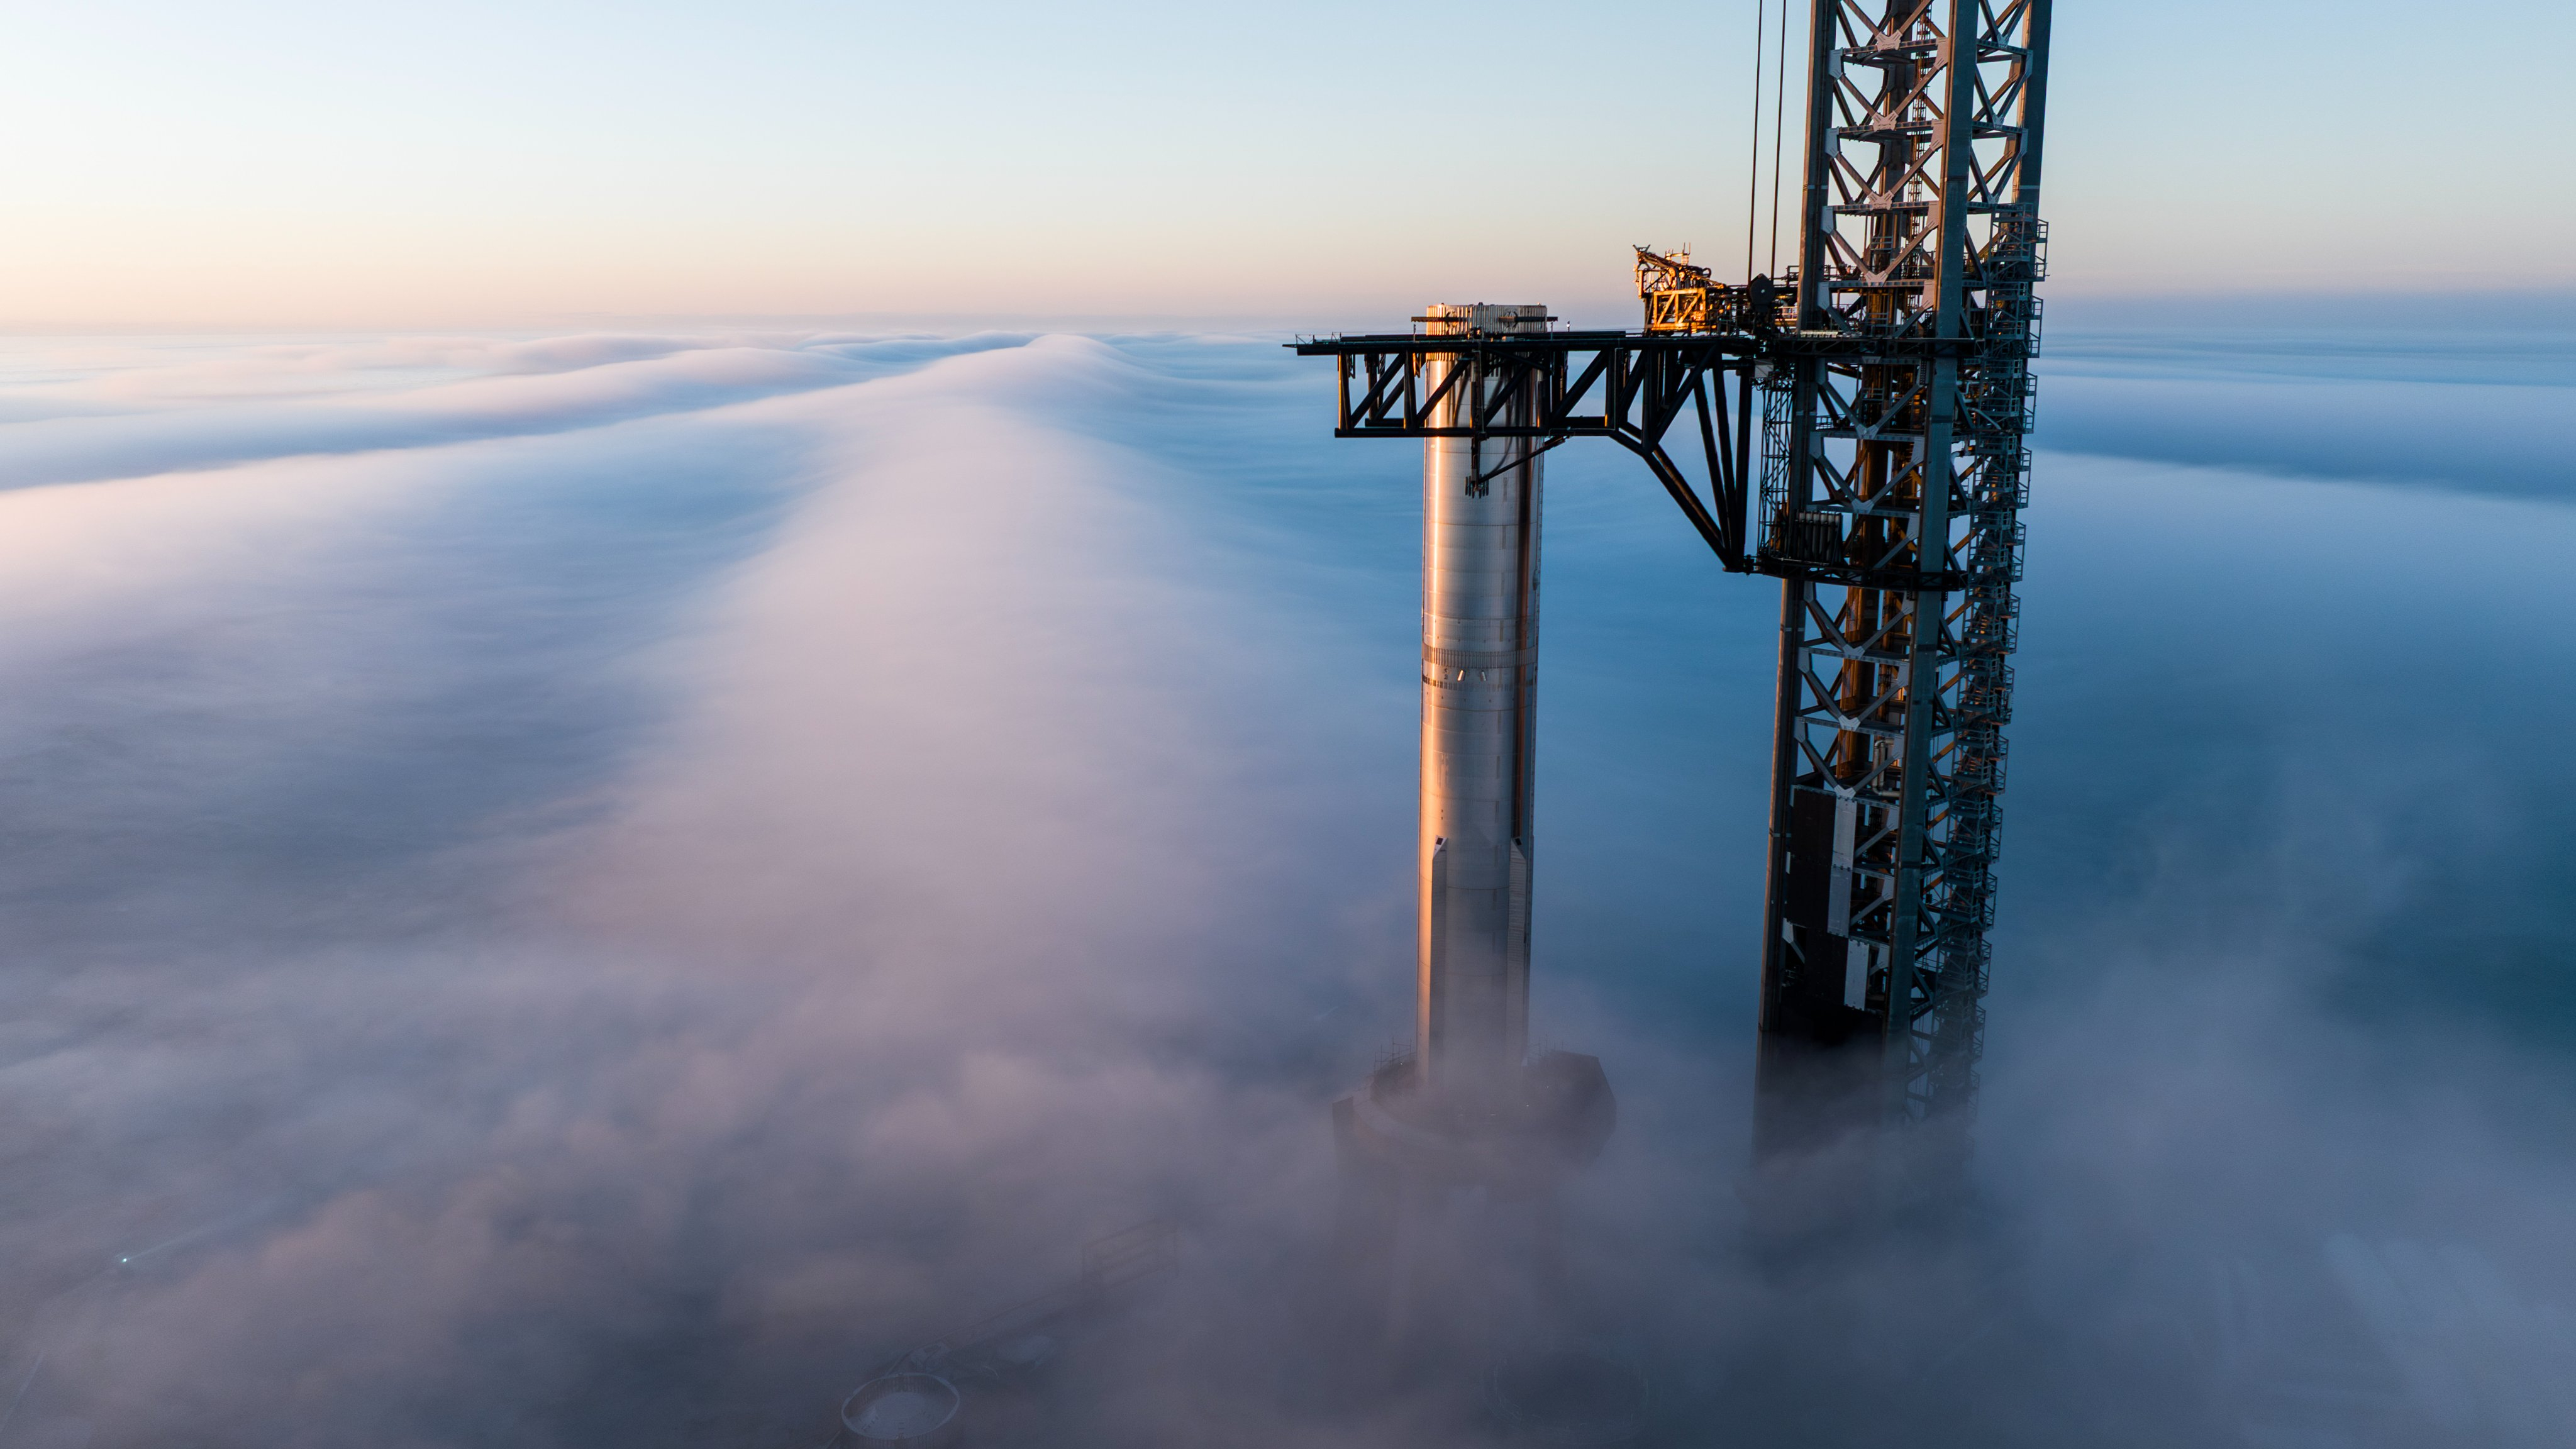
0,332,1039,489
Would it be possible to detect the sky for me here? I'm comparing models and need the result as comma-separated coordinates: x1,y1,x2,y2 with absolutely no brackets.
3,0,2570,330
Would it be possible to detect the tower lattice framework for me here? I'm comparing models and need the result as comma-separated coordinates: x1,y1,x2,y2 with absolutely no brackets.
1753,0,2052,1146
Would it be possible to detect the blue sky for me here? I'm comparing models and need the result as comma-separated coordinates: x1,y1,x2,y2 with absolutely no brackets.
2,0,2564,327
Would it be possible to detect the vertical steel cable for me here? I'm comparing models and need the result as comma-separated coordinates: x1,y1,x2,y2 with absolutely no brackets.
1768,0,1793,276
1746,0,1768,280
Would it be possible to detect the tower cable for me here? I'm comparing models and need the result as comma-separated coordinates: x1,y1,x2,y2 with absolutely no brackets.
1767,0,1792,275
1745,0,1768,280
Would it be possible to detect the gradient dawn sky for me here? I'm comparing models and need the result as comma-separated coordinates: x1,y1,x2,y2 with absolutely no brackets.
2,0,2563,330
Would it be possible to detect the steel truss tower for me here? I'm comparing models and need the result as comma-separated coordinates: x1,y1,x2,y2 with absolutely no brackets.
1291,0,2052,1166
1754,0,2050,1156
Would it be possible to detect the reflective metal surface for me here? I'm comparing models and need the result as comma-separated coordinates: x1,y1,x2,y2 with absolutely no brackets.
1416,303,1550,1102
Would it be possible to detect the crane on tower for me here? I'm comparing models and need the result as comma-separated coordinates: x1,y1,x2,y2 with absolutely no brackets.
1291,0,2053,1182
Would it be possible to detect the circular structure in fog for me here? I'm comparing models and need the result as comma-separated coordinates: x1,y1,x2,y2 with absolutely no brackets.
1487,1346,1649,1446
839,1373,962,1448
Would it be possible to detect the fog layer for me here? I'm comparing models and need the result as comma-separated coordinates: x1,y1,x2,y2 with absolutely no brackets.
0,323,2568,1448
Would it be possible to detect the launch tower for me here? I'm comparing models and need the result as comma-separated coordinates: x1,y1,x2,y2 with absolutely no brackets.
1296,0,2053,1186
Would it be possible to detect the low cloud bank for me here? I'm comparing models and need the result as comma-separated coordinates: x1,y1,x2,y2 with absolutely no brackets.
0,332,1038,489
2038,369,2572,501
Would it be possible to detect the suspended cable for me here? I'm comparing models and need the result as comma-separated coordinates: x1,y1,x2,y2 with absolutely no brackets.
1745,0,1767,281
1768,0,1793,276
